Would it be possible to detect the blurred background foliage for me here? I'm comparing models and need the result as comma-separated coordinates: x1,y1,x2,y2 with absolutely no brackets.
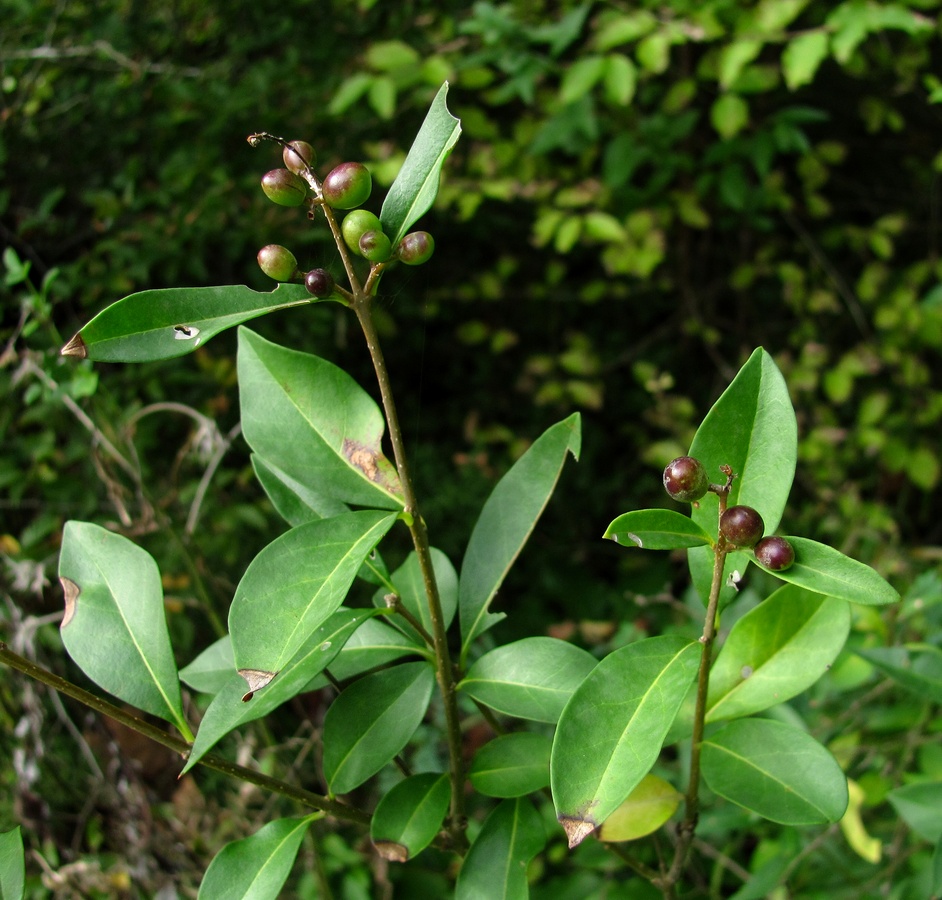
2,0,942,896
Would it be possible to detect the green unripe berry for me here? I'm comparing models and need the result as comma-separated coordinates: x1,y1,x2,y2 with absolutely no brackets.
663,456,708,502
359,229,392,263
322,162,372,209
257,244,298,282
719,505,765,549
261,168,309,207
397,231,435,266
304,268,335,298
754,536,795,571
341,209,382,256
283,140,315,174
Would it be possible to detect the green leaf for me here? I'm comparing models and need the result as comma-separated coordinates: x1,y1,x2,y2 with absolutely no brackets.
238,328,404,510
228,511,398,694
597,774,683,842
688,348,797,609
323,661,435,794
183,609,372,774
459,414,581,661
58,521,187,734
758,537,900,606
604,509,714,550
559,55,606,104
551,635,700,847
61,283,313,363
719,40,763,88
934,835,942,897
327,617,426,681
782,30,830,91
197,816,313,900
380,82,462,247
701,719,848,825
857,645,942,704
603,54,638,106
887,782,942,842
455,798,545,900
711,93,750,140
469,732,552,798
371,773,451,862
0,827,24,900
707,586,851,722
179,636,235,695
459,636,597,724
376,548,458,638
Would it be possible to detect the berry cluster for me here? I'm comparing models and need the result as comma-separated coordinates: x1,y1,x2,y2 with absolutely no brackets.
254,137,436,298
662,456,795,571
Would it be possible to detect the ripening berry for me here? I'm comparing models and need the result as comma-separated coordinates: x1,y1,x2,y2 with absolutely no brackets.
397,231,435,266
359,229,392,263
754,536,795,571
341,209,382,256
322,162,372,209
261,168,309,206
719,505,765,548
257,244,298,282
304,268,335,298
283,140,316,174
663,456,708,502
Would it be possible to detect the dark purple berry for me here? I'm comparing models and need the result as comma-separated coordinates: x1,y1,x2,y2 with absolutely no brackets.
341,210,382,256
257,244,298,282
720,505,765,548
283,140,315,174
322,162,372,209
397,231,435,266
359,229,392,263
304,268,335,298
754,536,795,571
261,168,309,206
663,456,708,502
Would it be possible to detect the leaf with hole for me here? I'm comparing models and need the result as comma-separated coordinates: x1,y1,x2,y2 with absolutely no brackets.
604,509,714,550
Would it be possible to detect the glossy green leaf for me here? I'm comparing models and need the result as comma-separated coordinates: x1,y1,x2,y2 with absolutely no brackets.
604,509,714,550
688,348,797,609
597,774,683,842
782,30,830,90
197,816,313,900
238,328,404,510
61,283,313,363
551,635,700,847
707,585,851,722
326,616,426,681
323,661,435,794
183,609,372,774
759,537,900,606
376,547,458,638
856,645,942,703
887,782,942,843
459,637,597,724
179,636,235,695
469,732,552,798
371,773,450,862
459,414,581,661
380,82,461,247
455,798,545,900
701,719,848,825
0,827,24,900
229,511,398,695
58,521,187,735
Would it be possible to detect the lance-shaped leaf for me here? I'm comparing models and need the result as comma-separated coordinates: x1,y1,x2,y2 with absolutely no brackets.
327,617,426,681
756,537,900,606
687,348,797,608
856,644,942,703
374,548,458,640
229,511,398,695
323,661,435,794
183,609,372,774
58,521,187,735
597,774,683,842
61,283,314,363
455,798,545,900
197,816,313,900
459,637,597,724
604,509,713,550
707,585,851,722
469,732,552,798
459,414,581,662
551,635,700,847
0,827,25,900
238,328,404,510
701,718,848,825
371,773,450,862
380,82,462,247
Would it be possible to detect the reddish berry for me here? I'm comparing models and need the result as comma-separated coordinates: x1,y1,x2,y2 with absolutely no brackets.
257,244,298,282
261,168,309,206
283,140,316,174
397,231,435,266
754,536,795,571
304,268,335,298
322,162,372,209
663,456,708,502
359,229,392,263
720,505,765,548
